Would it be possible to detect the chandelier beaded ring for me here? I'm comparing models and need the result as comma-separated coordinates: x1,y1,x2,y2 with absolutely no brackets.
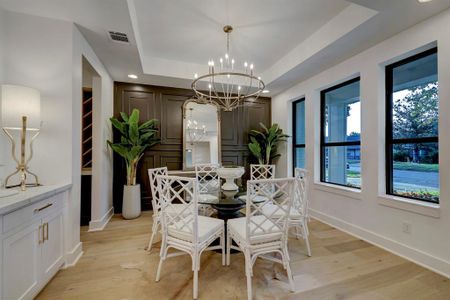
191,25,265,111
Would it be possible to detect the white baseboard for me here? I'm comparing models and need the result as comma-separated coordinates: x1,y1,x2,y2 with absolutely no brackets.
310,209,450,279
88,206,114,232
64,242,83,268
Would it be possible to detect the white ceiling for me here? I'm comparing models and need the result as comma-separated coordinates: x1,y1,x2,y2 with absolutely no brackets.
1,0,450,95
132,0,349,70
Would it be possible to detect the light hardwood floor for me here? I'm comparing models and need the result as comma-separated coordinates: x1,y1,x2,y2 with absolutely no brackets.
37,212,450,299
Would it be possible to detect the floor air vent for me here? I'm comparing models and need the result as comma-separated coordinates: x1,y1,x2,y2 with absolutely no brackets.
108,31,129,44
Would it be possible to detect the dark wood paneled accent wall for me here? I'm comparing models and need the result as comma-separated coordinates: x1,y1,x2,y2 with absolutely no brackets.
113,82,271,211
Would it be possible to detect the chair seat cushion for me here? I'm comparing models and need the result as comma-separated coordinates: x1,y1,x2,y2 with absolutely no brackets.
168,216,224,243
260,203,305,219
228,215,282,244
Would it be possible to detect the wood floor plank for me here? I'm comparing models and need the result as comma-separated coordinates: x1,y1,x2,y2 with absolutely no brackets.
36,212,450,300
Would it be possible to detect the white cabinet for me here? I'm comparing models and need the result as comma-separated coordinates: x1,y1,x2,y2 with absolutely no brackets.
1,192,66,300
41,211,64,282
3,220,41,300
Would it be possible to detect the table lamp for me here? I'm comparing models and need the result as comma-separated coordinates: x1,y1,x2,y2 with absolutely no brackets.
1,84,41,191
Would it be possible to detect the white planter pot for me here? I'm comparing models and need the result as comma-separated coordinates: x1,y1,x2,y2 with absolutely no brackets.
122,184,141,219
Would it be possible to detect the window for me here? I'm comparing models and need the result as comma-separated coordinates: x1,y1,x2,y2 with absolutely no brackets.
386,48,439,203
293,98,306,171
320,78,361,188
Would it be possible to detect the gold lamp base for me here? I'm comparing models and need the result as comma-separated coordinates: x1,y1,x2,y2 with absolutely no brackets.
2,116,40,191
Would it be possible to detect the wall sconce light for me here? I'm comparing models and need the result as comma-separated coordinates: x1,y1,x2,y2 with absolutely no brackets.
1,85,41,191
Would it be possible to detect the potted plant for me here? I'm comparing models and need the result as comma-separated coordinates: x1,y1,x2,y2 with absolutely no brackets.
248,123,289,164
108,109,159,219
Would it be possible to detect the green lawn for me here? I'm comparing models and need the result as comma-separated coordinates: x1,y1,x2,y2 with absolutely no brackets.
393,162,438,172
347,170,361,178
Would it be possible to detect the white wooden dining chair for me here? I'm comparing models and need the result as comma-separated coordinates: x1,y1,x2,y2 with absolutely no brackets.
260,168,311,257
226,178,296,300
250,164,276,180
292,168,311,256
195,163,221,192
155,175,225,299
194,163,220,216
249,164,276,202
147,167,168,252
147,167,187,252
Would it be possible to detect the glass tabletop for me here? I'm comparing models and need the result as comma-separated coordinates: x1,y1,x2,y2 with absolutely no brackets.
198,188,245,205
198,187,267,206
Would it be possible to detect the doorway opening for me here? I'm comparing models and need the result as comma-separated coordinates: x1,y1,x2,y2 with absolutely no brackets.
80,57,99,226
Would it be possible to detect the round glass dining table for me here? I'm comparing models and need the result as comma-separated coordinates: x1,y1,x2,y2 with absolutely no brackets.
198,187,265,220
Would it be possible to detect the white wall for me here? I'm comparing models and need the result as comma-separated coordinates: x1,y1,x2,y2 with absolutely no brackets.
0,9,114,262
72,27,114,231
273,8,450,277
0,8,6,185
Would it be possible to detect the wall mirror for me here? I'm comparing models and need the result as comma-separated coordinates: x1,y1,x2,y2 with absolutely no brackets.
183,99,221,169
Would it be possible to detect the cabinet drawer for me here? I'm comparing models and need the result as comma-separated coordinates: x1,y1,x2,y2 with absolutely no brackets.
3,194,62,233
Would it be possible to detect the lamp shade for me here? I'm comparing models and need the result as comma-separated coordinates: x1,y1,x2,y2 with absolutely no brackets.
1,85,41,130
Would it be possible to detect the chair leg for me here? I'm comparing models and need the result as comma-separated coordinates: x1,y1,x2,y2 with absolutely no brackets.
302,223,312,257
155,257,164,282
285,260,295,292
156,240,168,282
281,247,295,292
226,229,232,266
295,225,301,240
244,250,253,300
193,253,199,299
246,271,252,300
221,232,225,266
147,219,159,252
285,239,291,261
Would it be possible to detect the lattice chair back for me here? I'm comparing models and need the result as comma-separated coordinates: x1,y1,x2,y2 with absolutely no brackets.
194,163,221,193
250,164,276,180
245,178,295,245
157,175,199,244
148,167,168,213
250,164,276,196
294,168,309,217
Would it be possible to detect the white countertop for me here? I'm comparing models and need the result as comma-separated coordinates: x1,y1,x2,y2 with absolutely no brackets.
0,184,72,215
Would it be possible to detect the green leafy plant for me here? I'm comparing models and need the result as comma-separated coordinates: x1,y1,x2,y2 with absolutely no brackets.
107,109,159,186
248,123,289,164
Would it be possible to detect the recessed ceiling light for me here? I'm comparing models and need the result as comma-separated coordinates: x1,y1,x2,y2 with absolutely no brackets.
417,0,433,3
262,90,270,94
128,74,138,79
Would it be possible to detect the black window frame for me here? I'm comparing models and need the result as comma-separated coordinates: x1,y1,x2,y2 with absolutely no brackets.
292,98,306,175
385,47,439,203
320,77,361,189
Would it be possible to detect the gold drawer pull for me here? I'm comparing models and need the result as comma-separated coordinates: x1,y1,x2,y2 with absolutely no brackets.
34,203,53,213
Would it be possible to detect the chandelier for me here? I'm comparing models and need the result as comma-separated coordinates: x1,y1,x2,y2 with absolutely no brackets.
191,25,265,111
186,108,207,144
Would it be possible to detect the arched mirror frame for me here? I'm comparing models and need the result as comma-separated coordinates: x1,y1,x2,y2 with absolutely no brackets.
182,98,221,170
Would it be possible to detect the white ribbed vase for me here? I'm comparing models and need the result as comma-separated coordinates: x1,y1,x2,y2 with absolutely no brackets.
122,184,141,219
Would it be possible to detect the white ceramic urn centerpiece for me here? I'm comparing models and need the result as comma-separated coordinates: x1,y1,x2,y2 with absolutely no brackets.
216,166,245,191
